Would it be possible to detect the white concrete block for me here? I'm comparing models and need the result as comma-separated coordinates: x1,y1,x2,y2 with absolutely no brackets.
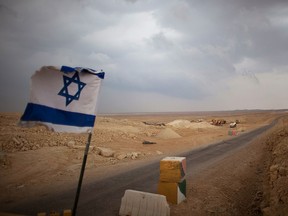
119,189,170,216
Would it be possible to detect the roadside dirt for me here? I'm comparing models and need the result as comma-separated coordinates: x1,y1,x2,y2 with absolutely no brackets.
0,111,287,215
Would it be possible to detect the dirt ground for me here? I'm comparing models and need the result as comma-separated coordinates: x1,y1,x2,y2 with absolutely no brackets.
0,110,287,215
170,114,288,216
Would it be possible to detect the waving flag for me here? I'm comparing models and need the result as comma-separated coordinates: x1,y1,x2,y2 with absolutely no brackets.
19,66,105,133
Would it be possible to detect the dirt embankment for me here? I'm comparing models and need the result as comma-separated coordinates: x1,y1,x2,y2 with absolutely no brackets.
260,118,288,215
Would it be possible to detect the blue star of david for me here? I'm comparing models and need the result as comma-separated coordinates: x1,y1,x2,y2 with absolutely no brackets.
58,72,86,106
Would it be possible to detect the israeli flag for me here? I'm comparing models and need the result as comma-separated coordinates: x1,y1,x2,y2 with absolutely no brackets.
19,66,105,133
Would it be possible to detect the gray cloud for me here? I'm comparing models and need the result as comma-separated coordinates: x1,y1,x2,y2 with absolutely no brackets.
1,0,288,112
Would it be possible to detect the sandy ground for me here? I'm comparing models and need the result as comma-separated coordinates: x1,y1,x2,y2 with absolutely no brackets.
0,110,287,215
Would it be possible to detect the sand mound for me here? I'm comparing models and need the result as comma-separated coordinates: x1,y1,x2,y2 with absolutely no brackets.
167,120,191,128
167,119,216,129
155,128,181,139
189,122,216,129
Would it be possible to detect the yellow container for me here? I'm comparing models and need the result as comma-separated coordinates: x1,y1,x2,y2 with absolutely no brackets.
158,179,186,204
159,157,186,182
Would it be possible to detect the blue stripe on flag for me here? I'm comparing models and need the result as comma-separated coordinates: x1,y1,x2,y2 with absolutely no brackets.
21,103,95,127
60,66,76,73
60,66,105,79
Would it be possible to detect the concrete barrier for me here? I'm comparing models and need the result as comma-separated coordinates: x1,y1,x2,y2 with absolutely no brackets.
159,157,186,182
158,157,186,204
158,179,186,204
119,189,170,216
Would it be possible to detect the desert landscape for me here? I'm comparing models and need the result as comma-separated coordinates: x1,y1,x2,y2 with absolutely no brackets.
0,110,288,215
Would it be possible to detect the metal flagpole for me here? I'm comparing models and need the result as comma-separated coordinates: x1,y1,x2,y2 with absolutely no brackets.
72,132,93,216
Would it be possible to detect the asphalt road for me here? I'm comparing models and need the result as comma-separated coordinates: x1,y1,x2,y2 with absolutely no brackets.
3,119,277,216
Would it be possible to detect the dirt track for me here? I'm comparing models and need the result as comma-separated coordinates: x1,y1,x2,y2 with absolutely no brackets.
0,111,288,215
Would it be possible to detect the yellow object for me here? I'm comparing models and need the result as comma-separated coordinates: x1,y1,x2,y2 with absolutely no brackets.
159,157,186,182
63,210,72,216
158,179,186,204
49,212,60,216
158,157,187,205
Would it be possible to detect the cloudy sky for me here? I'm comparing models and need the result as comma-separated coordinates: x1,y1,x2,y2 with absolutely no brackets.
0,0,288,113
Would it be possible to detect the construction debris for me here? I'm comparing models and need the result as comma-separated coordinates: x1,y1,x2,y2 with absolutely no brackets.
143,122,165,127
142,140,157,145
211,119,226,126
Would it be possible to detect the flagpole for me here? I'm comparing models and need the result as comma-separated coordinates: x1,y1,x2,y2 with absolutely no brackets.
72,132,93,216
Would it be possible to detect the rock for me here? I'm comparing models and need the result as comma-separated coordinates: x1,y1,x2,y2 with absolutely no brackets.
115,153,127,160
156,150,163,155
97,147,115,157
131,152,139,160
22,138,28,144
270,172,278,183
128,134,137,139
12,137,21,145
270,164,279,172
145,132,152,137
21,147,29,151
67,141,75,148
92,146,101,154
279,167,287,176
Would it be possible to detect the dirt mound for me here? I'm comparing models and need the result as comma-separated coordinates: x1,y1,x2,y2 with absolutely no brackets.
189,122,217,129
167,120,191,128
167,119,216,129
155,128,181,139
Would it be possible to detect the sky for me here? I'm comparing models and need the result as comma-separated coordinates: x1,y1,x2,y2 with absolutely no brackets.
0,0,288,113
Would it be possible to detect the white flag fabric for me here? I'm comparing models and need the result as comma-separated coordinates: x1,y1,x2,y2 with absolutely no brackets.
19,66,105,133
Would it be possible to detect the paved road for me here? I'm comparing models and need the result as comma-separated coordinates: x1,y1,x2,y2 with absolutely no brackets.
3,119,277,216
